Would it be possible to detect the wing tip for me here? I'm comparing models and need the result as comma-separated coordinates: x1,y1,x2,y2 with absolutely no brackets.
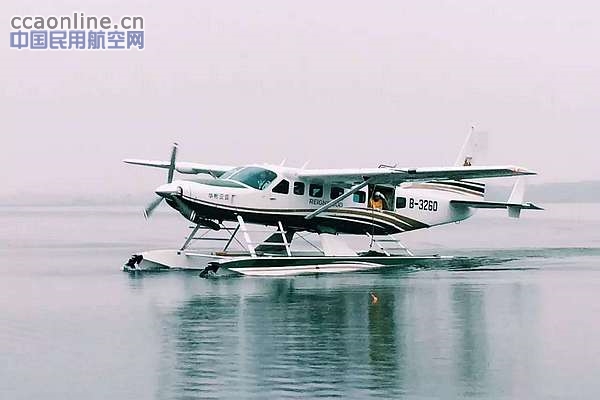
122,159,170,168
511,166,538,175
526,202,544,210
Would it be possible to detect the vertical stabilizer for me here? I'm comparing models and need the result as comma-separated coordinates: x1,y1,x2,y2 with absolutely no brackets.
454,128,489,167
507,178,526,218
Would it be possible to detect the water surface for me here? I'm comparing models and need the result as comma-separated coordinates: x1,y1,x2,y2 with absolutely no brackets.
1,204,599,399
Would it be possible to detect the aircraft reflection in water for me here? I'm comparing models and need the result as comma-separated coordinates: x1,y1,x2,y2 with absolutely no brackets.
149,272,541,398
452,283,489,395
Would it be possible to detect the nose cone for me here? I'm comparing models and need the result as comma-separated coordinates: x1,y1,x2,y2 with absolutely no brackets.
155,183,182,198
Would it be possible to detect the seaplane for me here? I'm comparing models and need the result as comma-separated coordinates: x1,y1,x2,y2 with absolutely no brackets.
123,131,542,276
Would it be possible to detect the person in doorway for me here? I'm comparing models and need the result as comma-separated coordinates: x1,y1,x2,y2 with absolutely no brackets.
369,192,387,210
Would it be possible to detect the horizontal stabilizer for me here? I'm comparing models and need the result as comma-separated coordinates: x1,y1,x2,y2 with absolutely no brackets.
451,177,542,218
450,199,543,210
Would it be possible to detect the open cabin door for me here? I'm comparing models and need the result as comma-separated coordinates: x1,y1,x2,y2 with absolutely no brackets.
367,184,395,211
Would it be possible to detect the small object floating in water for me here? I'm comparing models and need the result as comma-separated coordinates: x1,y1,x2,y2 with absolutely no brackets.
370,292,379,304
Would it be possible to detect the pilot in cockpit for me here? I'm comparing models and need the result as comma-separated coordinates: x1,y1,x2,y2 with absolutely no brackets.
257,171,273,190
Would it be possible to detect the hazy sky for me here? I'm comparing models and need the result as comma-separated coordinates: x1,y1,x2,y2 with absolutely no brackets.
3,0,600,197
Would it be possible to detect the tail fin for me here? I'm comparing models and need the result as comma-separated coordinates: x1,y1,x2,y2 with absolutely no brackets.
415,128,489,198
444,127,489,198
454,128,489,167
507,178,526,218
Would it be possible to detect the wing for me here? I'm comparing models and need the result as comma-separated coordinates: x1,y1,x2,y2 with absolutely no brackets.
296,168,387,186
297,165,537,185
123,159,235,177
300,165,537,220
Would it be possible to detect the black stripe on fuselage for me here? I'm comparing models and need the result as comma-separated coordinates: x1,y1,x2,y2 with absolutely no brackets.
403,182,484,197
432,180,485,193
174,196,429,235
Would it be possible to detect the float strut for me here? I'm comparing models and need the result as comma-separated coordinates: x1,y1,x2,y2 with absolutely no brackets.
181,223,202,251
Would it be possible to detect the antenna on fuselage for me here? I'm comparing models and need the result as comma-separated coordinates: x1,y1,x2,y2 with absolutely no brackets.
301,160,310,169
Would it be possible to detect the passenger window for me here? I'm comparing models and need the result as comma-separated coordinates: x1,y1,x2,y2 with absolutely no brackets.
293,182,305,195
309,184,323,198
330,187,344,199
396,197,407,209
353,191,366,203
272,179,289,194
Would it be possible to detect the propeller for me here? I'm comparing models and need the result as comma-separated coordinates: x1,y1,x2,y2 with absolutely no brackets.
144,143,178,219
143,196,164,219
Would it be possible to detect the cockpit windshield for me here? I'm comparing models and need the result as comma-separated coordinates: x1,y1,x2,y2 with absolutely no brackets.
223,166,277,190
219,167,243,180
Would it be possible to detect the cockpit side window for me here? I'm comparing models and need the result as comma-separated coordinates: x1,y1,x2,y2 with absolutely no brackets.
272,179,290,194
226,167,277,190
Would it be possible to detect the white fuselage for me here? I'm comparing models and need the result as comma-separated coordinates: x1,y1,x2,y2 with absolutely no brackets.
158,164,479,235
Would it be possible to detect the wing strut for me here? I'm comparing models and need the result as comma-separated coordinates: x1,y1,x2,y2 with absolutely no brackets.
305,178,372,220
